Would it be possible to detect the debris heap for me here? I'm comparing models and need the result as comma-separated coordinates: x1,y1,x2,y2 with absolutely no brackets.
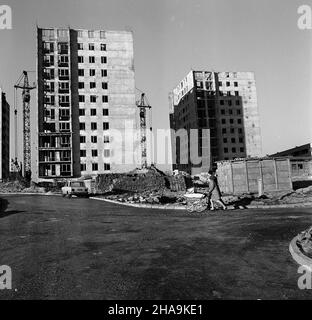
95,167,169,194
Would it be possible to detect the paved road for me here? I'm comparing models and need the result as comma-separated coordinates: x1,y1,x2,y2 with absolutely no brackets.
0,195,312,299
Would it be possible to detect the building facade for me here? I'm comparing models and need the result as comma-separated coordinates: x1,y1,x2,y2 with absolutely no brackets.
34,27,141,181
169,70,262,175
0,89,10,181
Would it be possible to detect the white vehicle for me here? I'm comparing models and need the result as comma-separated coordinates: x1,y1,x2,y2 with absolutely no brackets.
61,180,89,198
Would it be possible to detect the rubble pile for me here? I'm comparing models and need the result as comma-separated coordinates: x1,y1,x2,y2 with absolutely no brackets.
0,180,28,193
96,167,169,194
104,189,187,206
234,185,312,206
95,173,124,193
0,180,47,193
22,184,46,193
98,175,312,208
270,186,312,205
294,185,312,195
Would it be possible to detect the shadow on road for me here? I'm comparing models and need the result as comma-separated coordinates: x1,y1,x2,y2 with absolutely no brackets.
0,198,24,219
228,196,256,209
0,198,9,212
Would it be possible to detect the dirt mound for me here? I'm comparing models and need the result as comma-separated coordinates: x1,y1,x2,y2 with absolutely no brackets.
96,167,168,194
0,180,28,193
0,180,47,193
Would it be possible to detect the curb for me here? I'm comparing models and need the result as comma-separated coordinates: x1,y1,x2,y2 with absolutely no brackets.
90,197,312,210
289,235,312,270
90,197,312,211
0,192,62,196
247,202,312,209
89,197,186,210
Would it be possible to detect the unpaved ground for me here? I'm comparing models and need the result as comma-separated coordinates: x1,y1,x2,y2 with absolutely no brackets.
0,195,312,299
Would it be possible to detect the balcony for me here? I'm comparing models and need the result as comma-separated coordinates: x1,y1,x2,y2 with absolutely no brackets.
44,100,55,106
42,122,56,133
59,102,70,107
58,49,68,55
39,132,71,137
39,142,71,150
43,48,53,54
39,144,71,149
44,86,54,93
39,157,71,163
43,61,53,67
39,154,56,162
60,171,71,177
40,142,56,148
60,143,71,148
43,73,54,80
58,61,69,68
59,75,69,81
59,88,69,94
59,115,70,121
44,117,55,122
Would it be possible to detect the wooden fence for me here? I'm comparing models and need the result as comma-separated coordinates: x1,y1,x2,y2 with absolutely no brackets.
216,158,293,194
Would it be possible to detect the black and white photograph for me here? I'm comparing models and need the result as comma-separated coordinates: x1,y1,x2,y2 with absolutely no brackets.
0,0,312,306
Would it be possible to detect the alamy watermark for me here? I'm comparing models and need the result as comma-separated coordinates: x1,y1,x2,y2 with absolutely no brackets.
0,5,12,29
0,265,12,290
298,5,312,29
297,265,312,289
85,122,210,167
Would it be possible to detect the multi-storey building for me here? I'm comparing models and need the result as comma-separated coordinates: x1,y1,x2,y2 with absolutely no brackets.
169,70,262,175
0,89,10,181
34,27,141,180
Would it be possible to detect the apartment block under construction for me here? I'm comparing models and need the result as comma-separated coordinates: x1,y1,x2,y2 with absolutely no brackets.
169,70,262,175
34,27,141,180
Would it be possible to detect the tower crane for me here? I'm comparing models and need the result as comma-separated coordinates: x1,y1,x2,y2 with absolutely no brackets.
14,71,36,180
136,92,152,168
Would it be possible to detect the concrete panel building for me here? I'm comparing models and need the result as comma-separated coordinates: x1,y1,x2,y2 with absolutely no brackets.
169,70,262,175
34,27,141,181
0,89,10,181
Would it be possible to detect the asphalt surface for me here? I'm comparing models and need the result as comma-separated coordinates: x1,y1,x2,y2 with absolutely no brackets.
0,194,312,300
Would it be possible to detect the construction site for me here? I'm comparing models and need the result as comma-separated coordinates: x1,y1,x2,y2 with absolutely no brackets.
0,27,311,209
3,63,312,209
1,0,312,302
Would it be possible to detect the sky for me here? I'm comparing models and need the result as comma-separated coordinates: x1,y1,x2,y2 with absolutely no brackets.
0,0,311,161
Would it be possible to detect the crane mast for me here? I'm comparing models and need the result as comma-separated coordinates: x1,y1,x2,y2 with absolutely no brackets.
14,71,36,180
137,93,152,168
